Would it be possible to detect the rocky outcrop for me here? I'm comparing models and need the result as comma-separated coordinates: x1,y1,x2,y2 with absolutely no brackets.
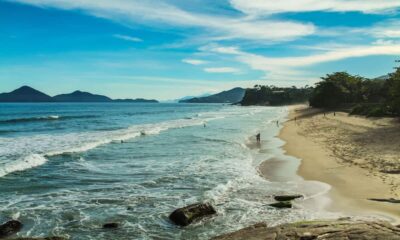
169,203,217,226
212,220,400,240
0,220,23,238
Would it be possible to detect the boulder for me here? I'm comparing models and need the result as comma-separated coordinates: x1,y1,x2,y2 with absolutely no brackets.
274,195,303,202
169,203,216,226
269,201,292,209
102,223,119,229
0,220,23,238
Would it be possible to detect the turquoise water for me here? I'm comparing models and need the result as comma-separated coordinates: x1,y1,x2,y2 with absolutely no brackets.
0,103,330,239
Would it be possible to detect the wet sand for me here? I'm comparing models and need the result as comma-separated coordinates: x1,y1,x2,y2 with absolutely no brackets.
278,105,400,223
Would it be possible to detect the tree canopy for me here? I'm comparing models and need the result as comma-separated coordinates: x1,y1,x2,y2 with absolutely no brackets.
309,68,400,117
240,85,312,106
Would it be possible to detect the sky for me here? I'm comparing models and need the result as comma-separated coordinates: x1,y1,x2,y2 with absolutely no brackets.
1,0,400,100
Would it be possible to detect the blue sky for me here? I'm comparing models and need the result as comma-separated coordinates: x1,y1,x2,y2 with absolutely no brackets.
1,0,400,100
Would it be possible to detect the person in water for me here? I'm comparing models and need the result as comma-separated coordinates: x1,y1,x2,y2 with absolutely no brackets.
256,133,261,143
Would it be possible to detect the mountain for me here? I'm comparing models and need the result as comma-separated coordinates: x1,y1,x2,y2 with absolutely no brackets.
0,86,53,102
0,86,160,103
113,98,158,103
53,91,112,102
374,74,390,81
163,93,212,103
180,88,245,103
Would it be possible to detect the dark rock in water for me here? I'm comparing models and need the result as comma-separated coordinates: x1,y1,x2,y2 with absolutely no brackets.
169,203,217,226
368,198,400,203
274,195,303,202
0,220,23,238
269,201,292,209
212,220,400,240
103,223,119,229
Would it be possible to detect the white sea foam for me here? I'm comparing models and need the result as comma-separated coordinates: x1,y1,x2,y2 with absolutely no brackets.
0,109,250,177
0,154,48,178
0,106,275,178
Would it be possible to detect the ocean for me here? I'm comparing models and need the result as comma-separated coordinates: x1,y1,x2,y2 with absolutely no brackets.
0,103,331,239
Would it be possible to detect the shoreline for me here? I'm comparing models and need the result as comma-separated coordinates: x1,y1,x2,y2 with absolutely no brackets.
278,105,400,224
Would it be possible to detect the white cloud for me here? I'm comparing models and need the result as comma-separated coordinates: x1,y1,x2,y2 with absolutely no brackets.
230,0,400,15
368,20,400,39
182,59,208,65
113,34,142,42
204,67,240,73
204,43,400,81
10,0,315,42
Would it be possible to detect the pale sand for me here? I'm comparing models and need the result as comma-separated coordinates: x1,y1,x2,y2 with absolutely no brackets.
279,105,400,223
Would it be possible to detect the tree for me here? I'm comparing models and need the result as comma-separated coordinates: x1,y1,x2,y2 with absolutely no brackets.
386,68,400,115
309,72,363,108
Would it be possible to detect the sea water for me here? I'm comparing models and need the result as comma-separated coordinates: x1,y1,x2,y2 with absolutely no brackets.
0,103,332,239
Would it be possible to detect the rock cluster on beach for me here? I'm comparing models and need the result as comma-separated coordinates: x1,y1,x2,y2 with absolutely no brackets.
212,219,400,240
267,194,304,209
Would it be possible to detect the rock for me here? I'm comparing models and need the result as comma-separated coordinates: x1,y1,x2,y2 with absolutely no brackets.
269,201,292,209
274,195,303,201
381,169,400,174
0,220,23,238
368,198,400,203
169,203,217,226
212,220,400,240
102,223,119,229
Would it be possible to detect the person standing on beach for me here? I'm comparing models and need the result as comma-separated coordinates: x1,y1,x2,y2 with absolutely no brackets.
256,133,261,143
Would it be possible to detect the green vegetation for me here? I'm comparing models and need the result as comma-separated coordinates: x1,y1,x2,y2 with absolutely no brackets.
309,67,400,117
240,85,313,106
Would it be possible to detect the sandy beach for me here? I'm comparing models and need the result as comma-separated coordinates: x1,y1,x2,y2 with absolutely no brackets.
278,105,400,223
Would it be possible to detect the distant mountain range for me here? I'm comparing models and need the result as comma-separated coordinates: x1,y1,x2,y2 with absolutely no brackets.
180,87,246,103
374,74,390,81
162,93,212,103
0,86,158,103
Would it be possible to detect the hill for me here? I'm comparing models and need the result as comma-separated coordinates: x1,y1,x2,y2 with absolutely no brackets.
180,88,245,103
53,91,112,102
240,86,313,106
0,86,159,103
0,86,53,102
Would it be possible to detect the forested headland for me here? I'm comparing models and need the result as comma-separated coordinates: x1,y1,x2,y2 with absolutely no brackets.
241,63,400,117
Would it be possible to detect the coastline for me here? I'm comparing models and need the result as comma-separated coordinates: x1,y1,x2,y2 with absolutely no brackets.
279,105,400,224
